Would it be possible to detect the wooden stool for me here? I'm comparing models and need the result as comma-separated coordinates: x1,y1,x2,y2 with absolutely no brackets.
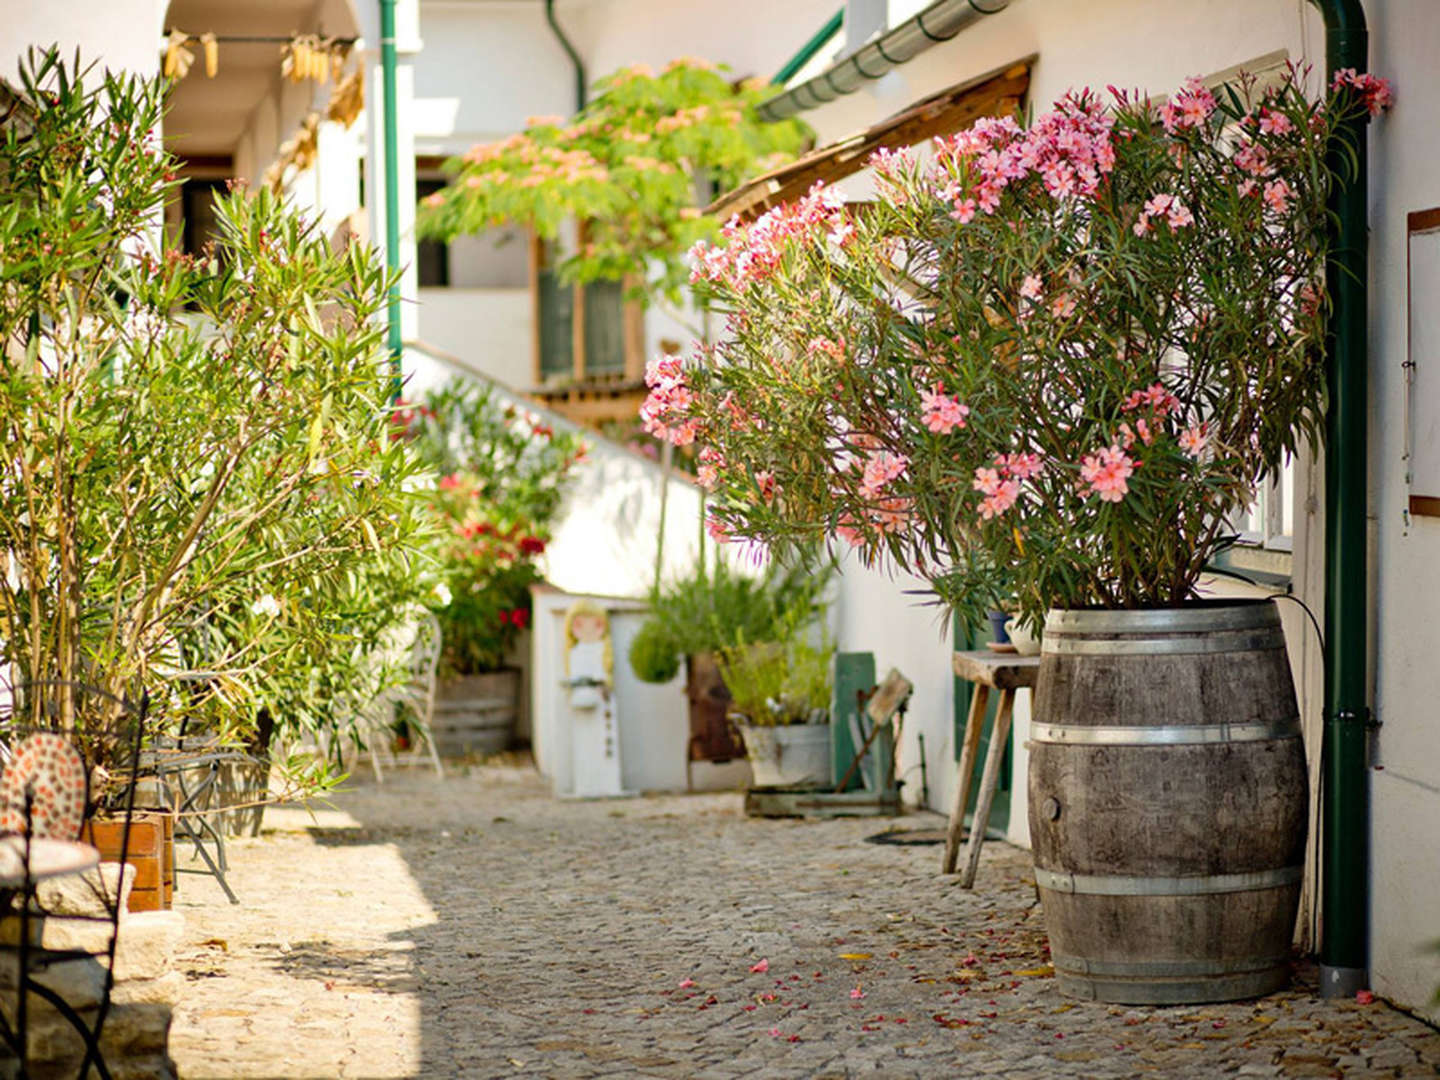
942,650,1039,887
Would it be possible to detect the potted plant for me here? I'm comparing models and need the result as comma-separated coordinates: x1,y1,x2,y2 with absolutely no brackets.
402,381,585,756
0,51,435,839
628,558,830,765
718,606,834,789
645,68,1392,1002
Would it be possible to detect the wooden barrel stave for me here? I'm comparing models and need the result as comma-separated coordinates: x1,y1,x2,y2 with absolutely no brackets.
1029,601,1308,1005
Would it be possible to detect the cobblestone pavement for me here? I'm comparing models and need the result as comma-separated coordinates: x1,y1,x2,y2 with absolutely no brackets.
169,760,1440,1079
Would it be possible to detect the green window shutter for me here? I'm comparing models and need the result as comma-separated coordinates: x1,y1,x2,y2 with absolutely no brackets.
538,269,574,378
583,279,626,375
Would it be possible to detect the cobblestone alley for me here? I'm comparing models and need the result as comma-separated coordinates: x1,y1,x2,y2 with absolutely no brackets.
167,761,1440,1079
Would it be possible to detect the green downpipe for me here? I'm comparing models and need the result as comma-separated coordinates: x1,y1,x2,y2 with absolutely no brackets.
544,0,586,111
772,9,844,86
1308,0,1370,999
380,0,403,400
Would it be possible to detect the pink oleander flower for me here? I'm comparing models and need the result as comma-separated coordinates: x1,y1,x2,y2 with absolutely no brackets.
950,198,977,224
860,451,908,498
756,470,777,503
973,467,1003,496
707,513,732,544
1020,274,1044,301
978,478,1021,520
696,447,724,490
835,515,866,547
1331,69,1395,116
870,496,913,534
996,452,1044,480
1178,422,1210,459
1263,178,1292,214
920,383,970,434
1258,109,1294,136
1080,444,1135,503
1122,383,1181,417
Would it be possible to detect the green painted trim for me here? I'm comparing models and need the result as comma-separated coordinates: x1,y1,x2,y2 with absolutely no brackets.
380,0,402,400
772,9,844,86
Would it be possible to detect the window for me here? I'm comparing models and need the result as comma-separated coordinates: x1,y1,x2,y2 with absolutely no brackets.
415,178,450,287
534,236,637,385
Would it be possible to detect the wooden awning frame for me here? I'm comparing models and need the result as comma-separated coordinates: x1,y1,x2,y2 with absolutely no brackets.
708,56,1035,224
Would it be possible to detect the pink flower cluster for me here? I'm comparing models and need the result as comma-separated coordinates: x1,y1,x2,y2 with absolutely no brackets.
919,383,970,434
1133,192,1194,236
1178,422,1210,459
1160,77,1217,134
697,446,725,490
1331,69,1395,117
640,354,699,446
860,451,908,499
927,91,1115,219
1080,445,1135,503
972,452,1043,521
972,467,1020,521
1122,382,1180,417
690,182,845,290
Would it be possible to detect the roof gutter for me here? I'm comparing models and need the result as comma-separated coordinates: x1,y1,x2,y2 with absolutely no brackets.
1307,0,1372,1001
757,0,1011,122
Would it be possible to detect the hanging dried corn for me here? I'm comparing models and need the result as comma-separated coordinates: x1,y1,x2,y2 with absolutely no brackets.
163,29,194,79
200,32,218,78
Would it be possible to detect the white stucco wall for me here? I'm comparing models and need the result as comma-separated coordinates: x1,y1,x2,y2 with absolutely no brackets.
0,0,168,85
414,0,577,157
415,288,533,390
1366,0,1440,1024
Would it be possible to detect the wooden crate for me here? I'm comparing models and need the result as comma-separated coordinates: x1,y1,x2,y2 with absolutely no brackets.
84,811,174,912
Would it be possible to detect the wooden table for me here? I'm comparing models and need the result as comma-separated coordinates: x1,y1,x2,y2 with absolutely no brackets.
942,650,1039,886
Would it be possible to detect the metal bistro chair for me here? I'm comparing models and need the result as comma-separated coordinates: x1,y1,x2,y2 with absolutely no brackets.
350,614,445,782
0,680,148,1080
142,721,253,906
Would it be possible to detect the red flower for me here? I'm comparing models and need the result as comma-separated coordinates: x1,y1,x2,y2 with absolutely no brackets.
519,536,546,556
534,424,554,439
510,608,530,630
439,473,464,491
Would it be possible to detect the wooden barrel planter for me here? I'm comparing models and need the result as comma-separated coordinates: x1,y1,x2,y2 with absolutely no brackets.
432,670,520,758
1028,600,1307,1005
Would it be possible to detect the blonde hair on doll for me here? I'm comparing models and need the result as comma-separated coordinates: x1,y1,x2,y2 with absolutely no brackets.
562,599,613,680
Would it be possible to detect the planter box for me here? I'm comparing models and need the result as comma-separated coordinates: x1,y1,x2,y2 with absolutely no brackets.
432,670,521,758
83,811,174,913
736,721,832,789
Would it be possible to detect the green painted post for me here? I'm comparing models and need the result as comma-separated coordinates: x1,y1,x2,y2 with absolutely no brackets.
380,0,403,400
831,652,875,792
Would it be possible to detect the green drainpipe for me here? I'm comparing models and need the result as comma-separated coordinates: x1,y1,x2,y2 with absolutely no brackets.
772,8,844,85
544,0,586,111
380,0,403,400
1308,0,1370,1000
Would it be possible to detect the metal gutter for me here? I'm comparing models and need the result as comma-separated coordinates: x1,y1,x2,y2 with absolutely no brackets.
380,0,403,398
772,8,844,86
545,0,586,111
1307,0,1372,1001
757,0,1011,122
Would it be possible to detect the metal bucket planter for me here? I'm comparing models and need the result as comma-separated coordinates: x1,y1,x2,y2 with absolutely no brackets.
736,721,832,788
432,669,521,758
1027,600,1307,1005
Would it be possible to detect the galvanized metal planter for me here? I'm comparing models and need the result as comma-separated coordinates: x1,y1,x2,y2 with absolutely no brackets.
1027,600,1308,1005
735,721,832,789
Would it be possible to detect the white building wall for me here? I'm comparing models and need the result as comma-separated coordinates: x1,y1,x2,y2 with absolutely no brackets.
1366,0,1440,1024
0,0,168,85
415,288,533,390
